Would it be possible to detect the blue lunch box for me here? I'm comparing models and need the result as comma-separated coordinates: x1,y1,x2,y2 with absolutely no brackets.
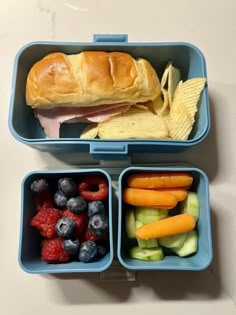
8,34,210,160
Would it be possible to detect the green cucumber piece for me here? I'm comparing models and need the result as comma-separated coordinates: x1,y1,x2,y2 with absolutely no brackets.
135,207,168,224
135,220,159,249
130,246,164,261
136,220,147,248
179,192,200,221
172,230,198,257
146,238,159,249
126,208,136,238
159,232,188,249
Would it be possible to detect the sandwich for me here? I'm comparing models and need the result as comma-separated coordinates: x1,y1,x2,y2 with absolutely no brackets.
26,51,161,138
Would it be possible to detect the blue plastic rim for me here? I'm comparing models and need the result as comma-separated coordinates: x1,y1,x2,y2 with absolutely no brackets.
19,169,113,274
117,166,213,271
8,35,210,159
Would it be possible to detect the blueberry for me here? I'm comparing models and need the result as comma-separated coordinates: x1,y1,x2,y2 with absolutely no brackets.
66,196,87,214
63,239,80,255
78,241,97,263
88,214,109,237
55,217,76,239
88,201,105,218
54,190,67,208
58,178,77,198
30,178,49,193
97,244,109,258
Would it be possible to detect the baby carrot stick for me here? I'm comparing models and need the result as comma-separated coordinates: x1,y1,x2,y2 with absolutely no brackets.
154,188,188,201
136,213,196,240
127,172,193,189
122,188,178,208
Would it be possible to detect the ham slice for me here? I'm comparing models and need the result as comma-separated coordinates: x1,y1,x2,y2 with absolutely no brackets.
84,105,132,122
35,103,133,138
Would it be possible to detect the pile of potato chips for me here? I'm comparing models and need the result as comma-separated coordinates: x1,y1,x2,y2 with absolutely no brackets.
80,63,207,141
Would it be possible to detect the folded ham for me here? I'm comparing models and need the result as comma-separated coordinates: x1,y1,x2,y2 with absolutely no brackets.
35,103,134,138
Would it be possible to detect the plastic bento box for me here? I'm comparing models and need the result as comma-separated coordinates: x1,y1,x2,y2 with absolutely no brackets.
8,34,210,160
117,166,213,271
19,169,113,274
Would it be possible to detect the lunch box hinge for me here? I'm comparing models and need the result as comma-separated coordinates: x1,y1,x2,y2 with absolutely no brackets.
90,143,129,160
93,34,128,43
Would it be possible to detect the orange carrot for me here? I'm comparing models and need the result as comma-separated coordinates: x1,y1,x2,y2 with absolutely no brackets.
154,188,188,201
136,213,196,240
122,188,178,208
127,172,193,189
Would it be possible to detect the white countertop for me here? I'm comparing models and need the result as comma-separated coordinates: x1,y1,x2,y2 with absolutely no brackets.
0,0,236,314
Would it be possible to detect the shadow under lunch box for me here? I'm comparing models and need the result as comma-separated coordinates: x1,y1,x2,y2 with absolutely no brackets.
9,34,210,160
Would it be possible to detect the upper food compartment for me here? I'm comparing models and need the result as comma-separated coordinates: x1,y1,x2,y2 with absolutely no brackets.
8,34,210,158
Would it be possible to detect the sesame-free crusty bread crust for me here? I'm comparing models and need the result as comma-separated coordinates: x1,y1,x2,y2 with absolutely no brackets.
26,51,161,109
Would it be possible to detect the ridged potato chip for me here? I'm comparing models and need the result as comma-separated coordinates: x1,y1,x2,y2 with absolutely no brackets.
167,104,193,140
161,62,181,106
98,107,169,139
161,88,170,114
173,78,206,120
168,65,181,105
151,89,169,116
151,94,163,115
172,80,183,102
161,62,172,88
80,124,98,139
167,78,206,140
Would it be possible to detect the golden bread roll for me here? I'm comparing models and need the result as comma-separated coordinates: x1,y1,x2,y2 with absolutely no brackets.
26,51,161,109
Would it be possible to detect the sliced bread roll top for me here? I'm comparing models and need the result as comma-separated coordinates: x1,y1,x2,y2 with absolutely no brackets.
26,51,161,109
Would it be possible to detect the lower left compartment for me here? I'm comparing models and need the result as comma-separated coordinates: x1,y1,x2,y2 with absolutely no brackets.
19,168,113,274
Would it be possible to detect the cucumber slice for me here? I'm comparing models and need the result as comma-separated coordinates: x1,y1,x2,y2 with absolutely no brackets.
136,220,158,249
136,220,147,248
159,232,188,249
179,192,200,221
126,209,136,238
135,207,168,224
146,239,159,248
130,246,164,261
172,230,198,257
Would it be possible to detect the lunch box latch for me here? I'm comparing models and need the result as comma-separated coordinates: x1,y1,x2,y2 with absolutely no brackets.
90,142,128,160
93,34,128,43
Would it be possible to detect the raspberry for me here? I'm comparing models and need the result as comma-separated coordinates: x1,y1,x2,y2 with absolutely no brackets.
62,209,88,237
78,175,109,201
34,191,54,212
31,208,61,238
41,237,71,263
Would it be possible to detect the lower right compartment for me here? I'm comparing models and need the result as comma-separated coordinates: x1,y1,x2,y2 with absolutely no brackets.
117,166,213,271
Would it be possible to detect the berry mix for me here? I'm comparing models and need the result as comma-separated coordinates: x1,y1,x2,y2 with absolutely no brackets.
30,175,109,264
